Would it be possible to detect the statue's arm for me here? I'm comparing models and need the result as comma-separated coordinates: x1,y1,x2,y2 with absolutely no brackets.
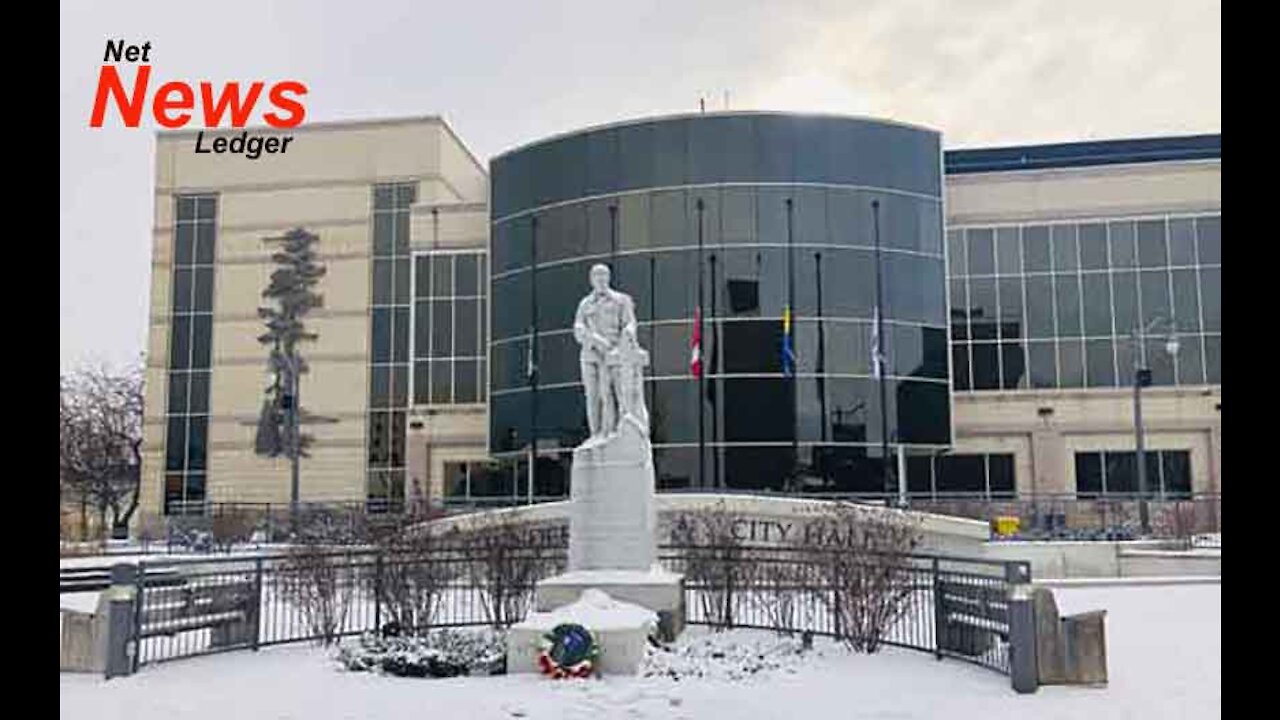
573,298,609,353
621,295,639,341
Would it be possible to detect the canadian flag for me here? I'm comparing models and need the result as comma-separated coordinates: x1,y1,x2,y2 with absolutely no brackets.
690,306,703,379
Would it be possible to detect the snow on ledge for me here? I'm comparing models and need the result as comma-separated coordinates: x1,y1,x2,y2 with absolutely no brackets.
516,589,657,632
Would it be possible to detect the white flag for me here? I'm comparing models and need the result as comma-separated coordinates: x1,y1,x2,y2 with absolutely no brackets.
870,306,884,379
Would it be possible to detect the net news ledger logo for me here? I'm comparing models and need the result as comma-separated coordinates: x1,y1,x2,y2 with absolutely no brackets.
88,40,308,159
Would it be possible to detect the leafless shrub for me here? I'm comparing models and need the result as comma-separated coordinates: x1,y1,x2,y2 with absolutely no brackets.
668,500,752,630
811,502,922,653
135,512,165,553
460,513,561,628
211,507,257,553
279,537,359,646
373,520,460,635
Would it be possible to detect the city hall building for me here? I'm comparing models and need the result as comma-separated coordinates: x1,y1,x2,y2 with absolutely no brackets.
136,113,1220,520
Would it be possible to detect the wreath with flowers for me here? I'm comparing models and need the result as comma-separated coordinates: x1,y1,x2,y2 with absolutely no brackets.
536,623,599,679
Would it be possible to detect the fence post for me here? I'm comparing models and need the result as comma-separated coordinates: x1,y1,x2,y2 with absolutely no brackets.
1005,561,1038,694
251,557,264,651
101,563,139,680
374,551,384,633
931,557,943,660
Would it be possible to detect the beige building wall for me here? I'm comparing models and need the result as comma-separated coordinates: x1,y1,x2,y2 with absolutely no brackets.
946,158,1222,497
139,117,488,520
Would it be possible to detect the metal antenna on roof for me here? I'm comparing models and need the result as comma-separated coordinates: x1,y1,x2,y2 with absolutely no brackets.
699,97,705,113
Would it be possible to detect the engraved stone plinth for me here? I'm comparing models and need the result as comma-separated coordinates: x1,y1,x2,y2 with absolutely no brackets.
568,417,656,572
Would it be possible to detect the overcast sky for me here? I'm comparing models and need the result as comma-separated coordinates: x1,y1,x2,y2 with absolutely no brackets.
59,0,1220,372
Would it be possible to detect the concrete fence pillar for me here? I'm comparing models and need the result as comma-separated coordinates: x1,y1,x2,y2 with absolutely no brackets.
1005,562,1038,694
101,563,139,680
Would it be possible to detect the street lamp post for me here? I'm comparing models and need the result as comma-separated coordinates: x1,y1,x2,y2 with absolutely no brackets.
1132,318,1179,536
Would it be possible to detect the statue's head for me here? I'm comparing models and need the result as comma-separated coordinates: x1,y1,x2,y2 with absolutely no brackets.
589,263,611,293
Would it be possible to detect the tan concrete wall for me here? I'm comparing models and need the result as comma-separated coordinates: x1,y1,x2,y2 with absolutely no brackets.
139,117,488,520
945,160,1221,225
954,387,1221,496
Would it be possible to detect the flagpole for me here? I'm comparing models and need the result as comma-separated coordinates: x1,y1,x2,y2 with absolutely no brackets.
871,199,892,501
695,197,706,489
785,198,797,487
815,252,827,444
528,215,539,506
709,253,720,490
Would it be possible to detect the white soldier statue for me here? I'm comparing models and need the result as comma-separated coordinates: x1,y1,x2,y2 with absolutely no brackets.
573,264,649,442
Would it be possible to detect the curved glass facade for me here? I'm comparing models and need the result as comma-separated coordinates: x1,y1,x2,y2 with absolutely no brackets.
490,113,949,494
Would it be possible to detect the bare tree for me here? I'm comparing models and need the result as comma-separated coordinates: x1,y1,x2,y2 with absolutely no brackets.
59,363,144,539
279,538,360,646
811,502,922,653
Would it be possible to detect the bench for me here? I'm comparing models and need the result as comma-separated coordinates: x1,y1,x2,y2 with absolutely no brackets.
936,579,1009,657
138,579,258,648
60,567,185,594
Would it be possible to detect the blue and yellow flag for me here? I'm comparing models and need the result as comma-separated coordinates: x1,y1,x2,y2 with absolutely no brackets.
781,305,796,377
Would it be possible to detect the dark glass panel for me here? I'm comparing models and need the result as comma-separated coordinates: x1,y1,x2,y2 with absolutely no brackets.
167,372,189,415
454,360,479,404
946,230,964,277
1000,342,1026,389
455,254,479,297
1199,267,1220,332
654,447,700,491
907,456,933,494
966,228,995,276
1176,334,1205,385
650,379,698,444
174,223,195,266
1171,270,1201,333
1112,272,1139,336
1169,219,1196,266
1082,273,1113,337
1204,335,1221,384
1025,276,1054,339
989,455,1015,497
1075,453,1102,496
489,391,530,452
176,196,197,222
1196,216,1221,265
1137,220,1168,268
951,345,971,391
430,300,451,358
1139,270,1172,327
371,365,390,408
455,299,479,357
186,416,207,470
172,268,193,312
1051,225,1078,272
936,455,985,494
949,279,967,341
1162,451,1192,497
1104,452,1136,494
371,308,391,363
491,272,531,339
971,343,1000,390
394,258,411,305
720,188,756,246
968,278,997,340
392,307,410,364
1057,339,1084,388
430,360,451,404
1022,226,1050,272
1085,339,1116,388
995,227,1020,275
1028,341,1056,388
1054,274,1082,338
391,364,409,407
165,416,187,471
373,212,393,256
897,380,949,445
190,316,212,368
188,372,210,414
195,223,216,264
169,315,191,370
372,259,392,305
1109,221,1137,268
1079,223,1108,270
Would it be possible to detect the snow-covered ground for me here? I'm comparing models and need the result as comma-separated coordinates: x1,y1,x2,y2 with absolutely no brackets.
60,583,1219,719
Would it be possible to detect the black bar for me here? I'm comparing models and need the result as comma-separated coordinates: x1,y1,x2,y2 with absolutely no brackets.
528,215,539,496
696,197,706,488
785,198,798,486
872,199,892,497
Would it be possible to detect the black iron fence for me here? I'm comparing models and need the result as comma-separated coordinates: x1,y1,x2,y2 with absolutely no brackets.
65,542,1030,683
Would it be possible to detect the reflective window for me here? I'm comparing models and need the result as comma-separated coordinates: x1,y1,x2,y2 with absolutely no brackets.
412,252,487,405
163,193,216,514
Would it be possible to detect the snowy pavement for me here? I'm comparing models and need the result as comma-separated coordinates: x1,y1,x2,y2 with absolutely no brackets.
59,584,1219,719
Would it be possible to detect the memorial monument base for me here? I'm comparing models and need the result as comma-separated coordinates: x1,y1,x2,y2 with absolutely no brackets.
506,589,658,675
535,568,685,641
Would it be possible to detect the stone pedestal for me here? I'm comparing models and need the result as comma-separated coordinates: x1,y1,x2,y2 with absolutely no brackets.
536,568,684,641
568,418,656,572
506,589,657,675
